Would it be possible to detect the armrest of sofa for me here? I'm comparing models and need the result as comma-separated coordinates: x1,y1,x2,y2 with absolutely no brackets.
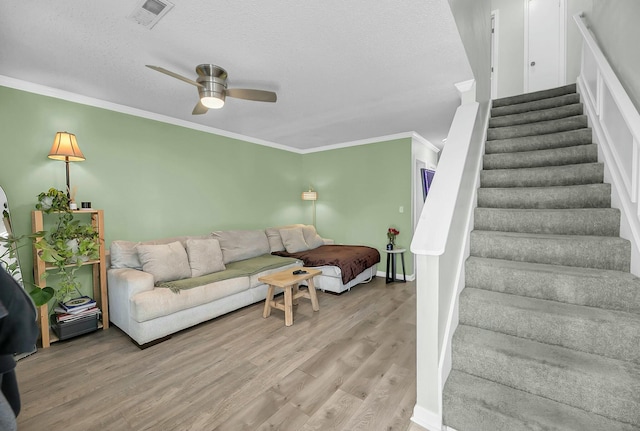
107,268,155,332
108,268,155,297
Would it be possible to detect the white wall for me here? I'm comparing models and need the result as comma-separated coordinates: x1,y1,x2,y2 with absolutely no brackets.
448,0,493,103
586,0,640,112
491,0,593,99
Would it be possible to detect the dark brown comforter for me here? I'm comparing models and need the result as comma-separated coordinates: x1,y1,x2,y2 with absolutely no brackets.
272,245,380,285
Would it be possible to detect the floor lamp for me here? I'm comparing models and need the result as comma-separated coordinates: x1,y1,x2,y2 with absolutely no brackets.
48,132,85,201
301,189,318,227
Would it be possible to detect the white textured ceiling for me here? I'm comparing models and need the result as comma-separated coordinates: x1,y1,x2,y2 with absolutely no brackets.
0,0,472,151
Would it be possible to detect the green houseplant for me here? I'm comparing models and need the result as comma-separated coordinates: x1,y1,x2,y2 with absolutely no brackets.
33,188,100,303
0,221,54,306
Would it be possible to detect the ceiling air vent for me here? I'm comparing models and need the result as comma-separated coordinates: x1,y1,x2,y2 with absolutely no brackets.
128,0,174,29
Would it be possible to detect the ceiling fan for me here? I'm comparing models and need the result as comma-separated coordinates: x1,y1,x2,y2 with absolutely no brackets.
146,64,277,114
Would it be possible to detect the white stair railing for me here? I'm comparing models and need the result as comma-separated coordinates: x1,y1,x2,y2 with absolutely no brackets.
574,13,640,275
409,98,487,430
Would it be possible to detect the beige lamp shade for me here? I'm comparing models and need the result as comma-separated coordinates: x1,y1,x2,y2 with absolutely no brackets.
301,191,318,201
48,132,85,162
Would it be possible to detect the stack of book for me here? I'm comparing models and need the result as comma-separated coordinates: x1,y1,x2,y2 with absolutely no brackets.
53,296,101,323
51,296,101,340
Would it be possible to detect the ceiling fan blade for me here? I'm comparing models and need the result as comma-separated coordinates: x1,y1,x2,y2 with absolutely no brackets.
226,88,277,103
146,65,204,88
192,101,208,115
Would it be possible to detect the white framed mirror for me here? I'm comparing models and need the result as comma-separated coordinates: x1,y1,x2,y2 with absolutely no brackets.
0,185,23,286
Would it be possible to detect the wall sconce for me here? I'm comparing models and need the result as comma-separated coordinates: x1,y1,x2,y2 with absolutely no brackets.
48,132,85,199
301,188,318,227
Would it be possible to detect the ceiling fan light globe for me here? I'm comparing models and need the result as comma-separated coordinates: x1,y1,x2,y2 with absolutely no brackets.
201,96,225,109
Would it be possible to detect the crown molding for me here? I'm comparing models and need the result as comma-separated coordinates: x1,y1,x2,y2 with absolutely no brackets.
0,75,441,155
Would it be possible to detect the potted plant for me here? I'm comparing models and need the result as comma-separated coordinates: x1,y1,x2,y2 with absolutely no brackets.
33,188,100,303
0,221,54,306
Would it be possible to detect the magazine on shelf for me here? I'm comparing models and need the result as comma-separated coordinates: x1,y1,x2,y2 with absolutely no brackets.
55,306,101,323
59,296,96,313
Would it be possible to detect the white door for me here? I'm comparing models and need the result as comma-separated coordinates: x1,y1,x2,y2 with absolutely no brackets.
525,0,566,92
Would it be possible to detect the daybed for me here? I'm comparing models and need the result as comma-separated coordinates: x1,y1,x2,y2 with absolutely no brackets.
107,225,379,346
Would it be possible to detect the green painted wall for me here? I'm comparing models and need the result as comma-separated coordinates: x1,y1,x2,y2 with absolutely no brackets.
0,86,415,283
302,140,414,274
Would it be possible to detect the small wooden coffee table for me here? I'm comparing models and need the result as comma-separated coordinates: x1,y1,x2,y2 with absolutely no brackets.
259,267,322,326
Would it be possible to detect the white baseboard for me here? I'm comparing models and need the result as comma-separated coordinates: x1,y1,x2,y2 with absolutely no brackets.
411,405,442,431
375,270,415,281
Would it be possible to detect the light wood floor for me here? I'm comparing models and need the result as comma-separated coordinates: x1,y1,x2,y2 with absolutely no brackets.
15,276,417,431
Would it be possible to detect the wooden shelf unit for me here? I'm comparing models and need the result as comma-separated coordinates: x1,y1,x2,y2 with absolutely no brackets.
32,209,109,348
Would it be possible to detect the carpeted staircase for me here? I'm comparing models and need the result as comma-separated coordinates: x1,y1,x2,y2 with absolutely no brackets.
442,84,640,431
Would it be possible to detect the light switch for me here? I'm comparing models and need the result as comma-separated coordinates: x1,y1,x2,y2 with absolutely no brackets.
399,206,404,213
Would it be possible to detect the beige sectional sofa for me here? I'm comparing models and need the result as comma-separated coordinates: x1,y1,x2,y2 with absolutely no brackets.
108,225,370,346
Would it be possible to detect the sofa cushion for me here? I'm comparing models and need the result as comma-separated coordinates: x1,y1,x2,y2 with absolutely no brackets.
110,240,142,270
131,276,250,322
280,227,310,253
265,224,305,252
211,229,270,264
186,238,226,277
301,225,325,249
136,241,192,284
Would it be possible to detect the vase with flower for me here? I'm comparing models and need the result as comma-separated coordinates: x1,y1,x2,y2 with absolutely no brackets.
386,227,400,250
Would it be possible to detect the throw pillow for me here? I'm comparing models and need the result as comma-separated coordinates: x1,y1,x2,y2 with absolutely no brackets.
110,240,143,269
302,225,325,249
136,241,191,284
279,227,310,253
186,238,226,277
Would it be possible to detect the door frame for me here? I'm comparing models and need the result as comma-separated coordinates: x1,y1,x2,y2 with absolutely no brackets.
523,0,567,93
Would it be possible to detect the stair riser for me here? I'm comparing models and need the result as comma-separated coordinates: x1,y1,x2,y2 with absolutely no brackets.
488,116,588,141
474,208,620,236
459,289,640,363
477,184,611,209
480,163,603,188
491,93,581,118
485,129,593,154
492,84,577,108
470,232,631,271
452,329,640,426
489,104,583,128
465,257,640,314
483,145,598,170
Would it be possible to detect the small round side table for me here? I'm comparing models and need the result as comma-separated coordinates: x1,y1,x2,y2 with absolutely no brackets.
384,248,406,284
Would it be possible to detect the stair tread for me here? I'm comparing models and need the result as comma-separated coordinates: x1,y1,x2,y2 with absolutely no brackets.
489,103,583,128
480,162,603,188
466,256,640,314
452,325,640,426
487,115,588,141
474,207,620,236
444,370,639,431
491,93,581,117
483,144,598,170
460,287,640,362
485,129,593,154
470,230,630,271
492,83,577,108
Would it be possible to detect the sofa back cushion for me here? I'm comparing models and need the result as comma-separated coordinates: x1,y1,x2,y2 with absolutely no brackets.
265,224,304,252
110,240,143,270
186,238,226,277
302,225,326,249
136,241,192,284
279,227,310,253
211,229,270,264
110,235,210,270
266,224,325,252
